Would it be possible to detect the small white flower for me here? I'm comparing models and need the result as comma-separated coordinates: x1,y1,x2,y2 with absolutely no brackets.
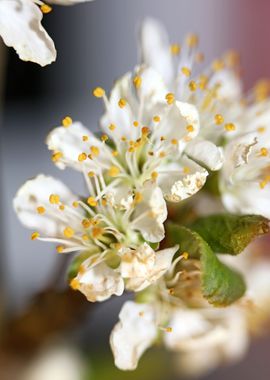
220,132,270,218
110,301,157,370
0,0,93,66
120,243,179,291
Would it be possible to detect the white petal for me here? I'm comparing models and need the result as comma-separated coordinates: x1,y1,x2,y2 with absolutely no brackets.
185,139,224,171
140,18,174,86
46,121,111,172
0,0,56,66
157,158,208,202
76,261,124,302
110,301,157,370
132,182,167,242
13,174,77,236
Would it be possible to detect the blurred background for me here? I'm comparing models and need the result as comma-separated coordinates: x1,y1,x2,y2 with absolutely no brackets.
1,0,270,379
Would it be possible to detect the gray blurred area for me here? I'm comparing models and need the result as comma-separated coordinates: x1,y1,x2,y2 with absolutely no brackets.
1,0,270,378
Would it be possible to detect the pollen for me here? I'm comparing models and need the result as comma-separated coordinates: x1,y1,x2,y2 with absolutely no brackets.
259,147,268,157
109,123,116,131
88,171,95,177
82,219,91,228
82,135,89,142
108,166,120,177
182,252,189,260
101,198,107,206
134,192,143,204
78,152,87,162
170,43,181,55
112,150,118,157
56,245,64,253
87,197,97,207
82,234,89,241
63,227,74,238
92,227,104,238
101,134,109,142
70,278,80,290
118,98,127,108
186,33,198,47
37,206,45,214
189,80,197,91
153,115,161,123
72,201,79,208
90,146,100,156
165,327,173,333
31,232,40,240
212,59,224,71
93,87,105,98
165,93,175,105
133,75,142,88
171,139,178,145
59,204,65,211
151,171,158,180
181,67,191,77
257,126,266,134
195,52,204,63
49,194,60,204
133,121,139,127
199,74,208,90
62,116,72,127
159,151,166,158
142,126,150,136
40,4,52,14
260,180,267,189
214,114,224,125
183,166,190,174
51,151,63,162
225,123,236,131
186,124,194,132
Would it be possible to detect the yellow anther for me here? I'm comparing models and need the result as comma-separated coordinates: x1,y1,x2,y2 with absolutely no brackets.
87,197,97,207
168,288,175,295
90,146,100,156
112,150,118,157
186,124,194,133
78,152,87,162
151,171,158,180
141,126,150,136
109,123,116,131
40,4,52,14
224,50,240,67
134,192,143,204
195,52,204,63
62,116,72,127
92,227,104,238
82,219,91,228
51,151,63,162
118,98,127,108
186,33,198,47
101,198,107,206
170,43,181,55
128,147,135,153
72,201,79,208
189,80,197,91
153,115,161,123
108,166,120,177
49,194,60,204
165,92,175,105
148,151,154,156
70,278,80,290
31,232,40,240
212,59,224,71
183,166,190,174
56,245,64,253
214,114,224,125
59,204,65,211
160,136,166,141
171,139,178,145
121,136,127,142
182,252,189,260
138,311,144,317
133,121,139,127
259,147,268,157
92,87,105,98
254,80,270,102
225,123,236,131
159,151,166,158
181,67,191,77
260,180,267,189
88,171,95,177
101,134,108,142
82,234,89,241
63,226,74,238
133,76,142,88
199,74,208,90
37,206,45,214
166,327,173,333
82,135,89,142
257,126,266,134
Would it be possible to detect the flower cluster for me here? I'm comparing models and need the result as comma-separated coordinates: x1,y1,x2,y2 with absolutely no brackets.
14,18,270,376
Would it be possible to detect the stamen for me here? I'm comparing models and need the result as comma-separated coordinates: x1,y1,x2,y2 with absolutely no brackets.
108,166,120,177
37,206,46,214
87,197,97,207
214,114,224,125
186,124,194,133
133,76,142,88
56,245,64,253
259,147,268,157
186,33,198,47
51,151,63,162
153,115,161,123
70,278,80,290
181,67,191,77
62,116,72,127
118,98,127,108
49,194,60,204
82,135,89,142
165,93,175,105
93,87,105,98
133,121,139,127
224,123,236,131
63,226,75,238
31,232,40,240
40,4,52,14
101,134,109,142
109,123,116,131
170,43,181,55
189,80,197,91
78,152,87,162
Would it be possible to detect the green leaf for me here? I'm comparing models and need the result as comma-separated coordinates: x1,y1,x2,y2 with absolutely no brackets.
167,224,246,306
189,214,269,254
67,252,90,280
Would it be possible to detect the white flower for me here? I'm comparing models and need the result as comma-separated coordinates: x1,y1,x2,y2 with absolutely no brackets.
71,261,124,302
220,132,270,218
119,243,179,291
0,0,92,66
110,301,157,370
